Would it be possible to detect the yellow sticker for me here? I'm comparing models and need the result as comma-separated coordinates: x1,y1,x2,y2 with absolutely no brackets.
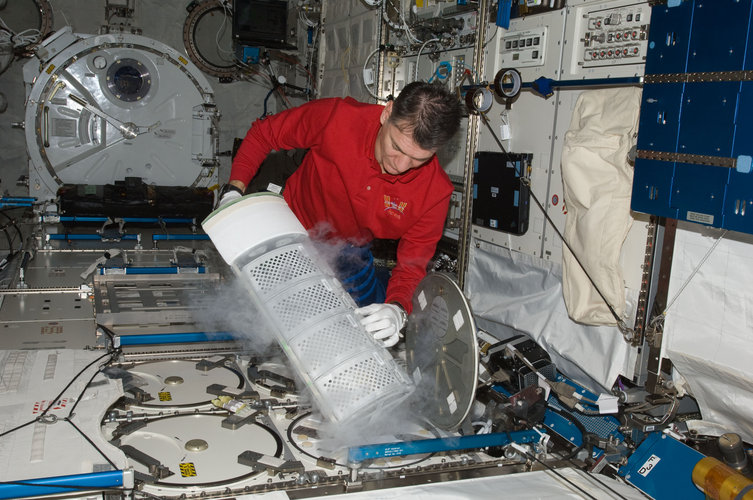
45,64,56,74
179,462,197,477
158,392,172,401
178,56,188,65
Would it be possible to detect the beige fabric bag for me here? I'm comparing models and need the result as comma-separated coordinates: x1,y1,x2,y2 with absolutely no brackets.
561,87,642,325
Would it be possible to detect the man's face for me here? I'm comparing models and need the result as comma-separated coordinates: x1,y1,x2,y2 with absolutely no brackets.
375,101,436,175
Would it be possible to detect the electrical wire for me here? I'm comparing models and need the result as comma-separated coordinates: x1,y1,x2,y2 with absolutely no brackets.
0,226,13,256
626,395,680,428
64,417,119,469
483,22,499,48
650,229,728,326
307,23,320,94
0,348,124,490
0,210,25,253
544,407,588,461
0,16,42,49
509,442,599,500
0,350,116,439
415,37,440,82
568,466,633,500
362,47,387,101
214,0,235,59
299,9,318,28
395,0,421,44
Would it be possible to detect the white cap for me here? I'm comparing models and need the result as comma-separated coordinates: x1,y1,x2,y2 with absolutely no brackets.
202,193,307,265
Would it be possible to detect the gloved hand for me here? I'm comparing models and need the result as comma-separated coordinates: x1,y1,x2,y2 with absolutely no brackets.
355,303,406,348
216,184,243,209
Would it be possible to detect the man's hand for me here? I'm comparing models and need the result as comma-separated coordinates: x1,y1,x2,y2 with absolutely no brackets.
355,303,407,348
216,184,244,209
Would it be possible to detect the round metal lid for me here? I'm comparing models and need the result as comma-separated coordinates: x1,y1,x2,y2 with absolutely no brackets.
405,272,479,431
119,359,243,409
116,413,281,486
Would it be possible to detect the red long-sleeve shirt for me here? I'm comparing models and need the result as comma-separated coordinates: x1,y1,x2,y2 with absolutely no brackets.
230,97,453,312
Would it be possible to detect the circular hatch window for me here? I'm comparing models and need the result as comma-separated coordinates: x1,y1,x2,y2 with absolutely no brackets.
106,58,151,102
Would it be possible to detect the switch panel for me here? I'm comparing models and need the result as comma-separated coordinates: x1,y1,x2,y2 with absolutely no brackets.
498,27,547,69
562,0,652,79
581,5,650,67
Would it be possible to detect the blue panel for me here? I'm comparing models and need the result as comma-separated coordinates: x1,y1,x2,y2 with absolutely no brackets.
636,83,684,152
631,158,679,219
644,2,694,75
687,0,752,73
634,1,753,235
733,82,753,158
672,162,730,227
619,432,705,500
723,171,753,233
678,82,740,157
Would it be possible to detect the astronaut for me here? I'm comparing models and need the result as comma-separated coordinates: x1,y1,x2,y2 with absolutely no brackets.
219,81,462,347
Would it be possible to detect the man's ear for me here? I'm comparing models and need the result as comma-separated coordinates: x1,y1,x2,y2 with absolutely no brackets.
380,100,393,125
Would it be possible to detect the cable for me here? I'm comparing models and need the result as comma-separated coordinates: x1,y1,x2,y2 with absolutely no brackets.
568,466,632,500
395,0,420,44
285,411,438,469
0,350,115,439
362,47,387,101
0,209,25,249
626,395,680,428
544,406,588,461
415,38,439,82
65,351,119,418
64,418,119,469
651,229,727,326
477,110,632,334
509,442,599,500
97,323,116,348
2,349,122,480
214,0,235,58
0,226,12,256
307,22,320,94
483,22,499,49
0,15,42,49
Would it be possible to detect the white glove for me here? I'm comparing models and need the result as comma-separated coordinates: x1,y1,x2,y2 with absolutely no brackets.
355,303,406,348
216,185,242,209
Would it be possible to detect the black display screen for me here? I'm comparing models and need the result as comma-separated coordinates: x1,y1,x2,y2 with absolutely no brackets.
232,0,292,49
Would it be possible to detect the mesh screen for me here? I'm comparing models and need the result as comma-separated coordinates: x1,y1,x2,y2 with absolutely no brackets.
270,282,344,333
236,239,412,422
245,245,319,297
290,316,372,378
320,356,404,416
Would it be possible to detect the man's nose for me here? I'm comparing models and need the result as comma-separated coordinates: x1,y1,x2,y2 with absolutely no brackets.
394,154,413,173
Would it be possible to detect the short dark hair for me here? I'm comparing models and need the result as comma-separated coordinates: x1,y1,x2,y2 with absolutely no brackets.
389,82,462,151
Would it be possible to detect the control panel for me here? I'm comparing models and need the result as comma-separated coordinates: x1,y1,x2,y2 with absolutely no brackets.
498,27,548,69
581,6,649,66
562,0,652,79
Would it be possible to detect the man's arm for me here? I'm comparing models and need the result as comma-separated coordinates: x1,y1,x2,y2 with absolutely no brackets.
386,191,452,313
229,99,337,189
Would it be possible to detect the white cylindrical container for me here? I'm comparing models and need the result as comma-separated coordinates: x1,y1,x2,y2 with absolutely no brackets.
203,193,414,424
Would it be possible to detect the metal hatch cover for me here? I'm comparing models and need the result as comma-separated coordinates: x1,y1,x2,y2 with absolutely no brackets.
405,272,479,431
23,28,219,201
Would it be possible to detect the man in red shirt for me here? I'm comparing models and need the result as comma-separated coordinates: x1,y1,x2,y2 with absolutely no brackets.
219,82,462,347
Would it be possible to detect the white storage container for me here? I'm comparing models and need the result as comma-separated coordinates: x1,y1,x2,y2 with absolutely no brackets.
203,193,414,423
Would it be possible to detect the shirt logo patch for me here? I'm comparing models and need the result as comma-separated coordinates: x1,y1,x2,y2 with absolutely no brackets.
384,195,407,219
